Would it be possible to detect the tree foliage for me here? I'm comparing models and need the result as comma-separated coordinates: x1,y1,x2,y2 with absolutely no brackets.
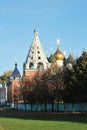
18,51,87,104
64,51,87,103
0,70,12,83
19,65,65,104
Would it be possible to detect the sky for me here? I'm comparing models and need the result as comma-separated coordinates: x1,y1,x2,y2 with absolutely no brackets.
0,0,87,75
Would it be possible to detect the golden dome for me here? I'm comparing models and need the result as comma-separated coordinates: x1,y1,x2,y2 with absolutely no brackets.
54,48,65,60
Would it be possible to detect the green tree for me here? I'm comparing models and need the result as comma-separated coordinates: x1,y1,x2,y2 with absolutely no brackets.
64,51,87,103
73,51,87,102
0,70,12,83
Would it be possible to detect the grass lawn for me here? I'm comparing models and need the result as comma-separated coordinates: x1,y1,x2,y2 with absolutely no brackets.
0,109,87,130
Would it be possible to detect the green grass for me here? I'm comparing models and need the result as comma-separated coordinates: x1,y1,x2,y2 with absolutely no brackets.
0,109,87,130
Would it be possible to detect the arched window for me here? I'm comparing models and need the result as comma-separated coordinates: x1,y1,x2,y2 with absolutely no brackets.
38,56,41,59
29,62,34,69
37,62,44,70
38,51,40,54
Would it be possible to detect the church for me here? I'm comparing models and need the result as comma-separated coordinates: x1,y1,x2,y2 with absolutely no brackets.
6,30,74,106
22,30,65,80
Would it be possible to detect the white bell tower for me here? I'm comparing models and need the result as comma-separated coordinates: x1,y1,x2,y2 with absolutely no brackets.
23,30,49,75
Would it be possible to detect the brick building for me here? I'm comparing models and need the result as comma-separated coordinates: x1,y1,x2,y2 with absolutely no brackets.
7,63,21,106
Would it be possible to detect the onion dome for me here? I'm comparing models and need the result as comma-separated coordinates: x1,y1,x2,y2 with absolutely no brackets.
12,63,20,74
48,54,56,63
12,63,21,79
67,54,75,64
54,48,65,60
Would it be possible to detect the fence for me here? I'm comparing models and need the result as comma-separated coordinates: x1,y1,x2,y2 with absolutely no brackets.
15,103,87,112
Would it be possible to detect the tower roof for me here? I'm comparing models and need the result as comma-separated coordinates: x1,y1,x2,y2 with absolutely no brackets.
24,30,49,70
67,54,75,64
54,48,65,60
53,38,65,61
48,54,56,63
12,63,20,74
